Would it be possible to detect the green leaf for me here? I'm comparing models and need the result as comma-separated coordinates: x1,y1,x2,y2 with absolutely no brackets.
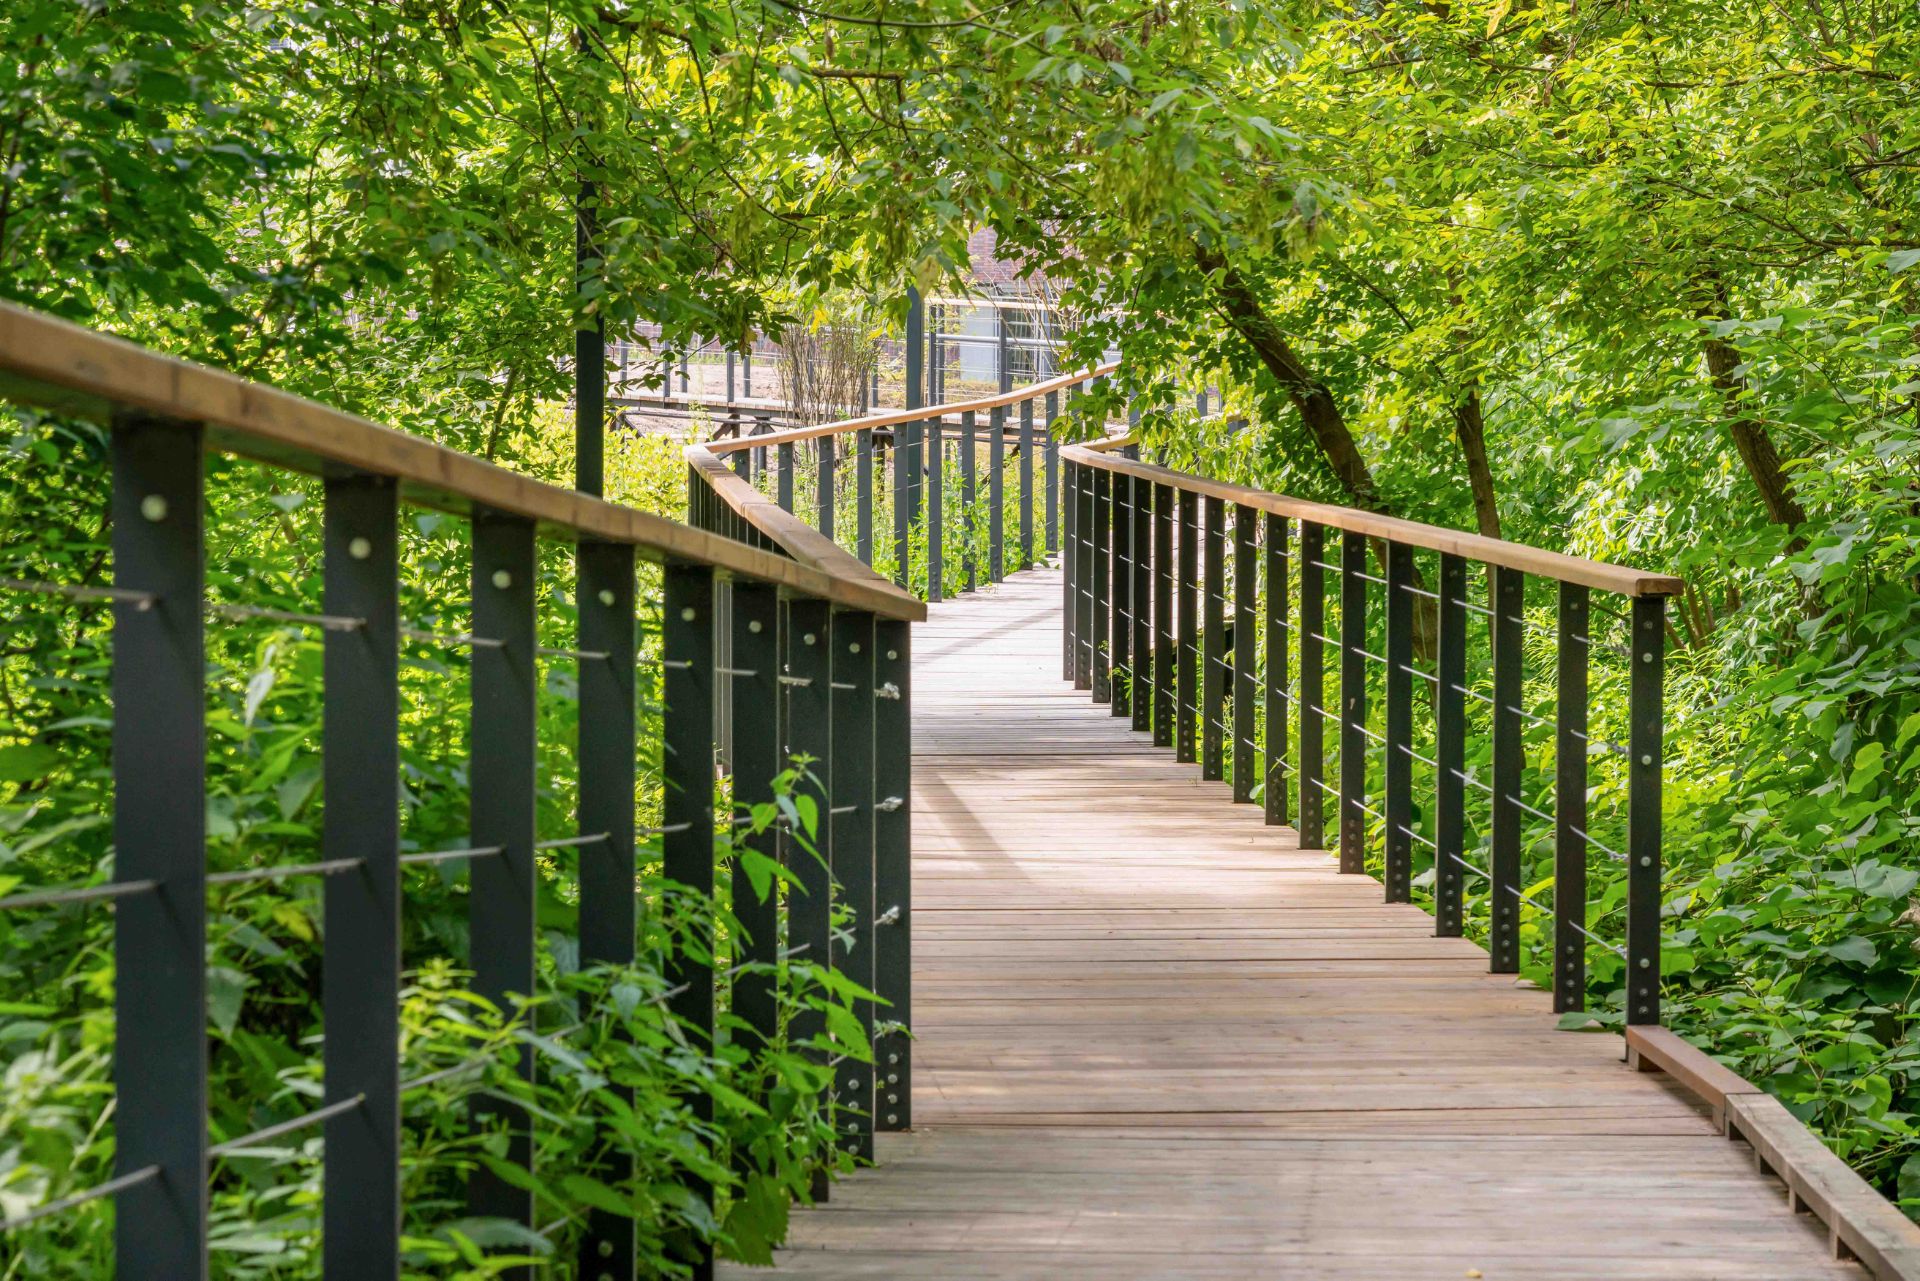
560,1173,632,1218
738,848,797,903
1847,741,1885,792
1896,1155,1920,1207
824,1000,871,1060
1826,936,1878,967
208,966,251,1036
0,745,59,783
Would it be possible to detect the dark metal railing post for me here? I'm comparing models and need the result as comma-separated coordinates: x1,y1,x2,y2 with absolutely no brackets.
857,428,874,565
1264,514,1289,826
989,405,1005,582
930,304,944,401
1062,461,1077,679
1434,554,1468,937
467,511,538,1234
1130,476,1153,735
1554,582,1589,1012
1232,506,1256,803
961,410,979,594
1019,396,1035,568
818,435,836,541
1489,565,1525,972
830,611,878,1160
1109,471,1132,719
892,425,910,589
1627,594,1666,1026
927,420,944,602
1201,496,1226,781
1091,467,1112,702
1074,465,1094,690
1297,522,1326,848
906,288,925,514
323,472,400,1281
1338,529,1368,874
778,442,795,513
874,622,912,1131
1153,484,1174,748
1175,490,1199,763
730,582,781,1049
1382,542,1414,902
784,598,834,1193
662,563,717,1273
1044,388,1060,556
112,416,208,1280
576,538,637,1276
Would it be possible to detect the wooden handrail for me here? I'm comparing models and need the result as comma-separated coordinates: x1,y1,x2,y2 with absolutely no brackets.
1064,439,1682,598
0,301,922,620
683,446,924,620
702,361,1120,456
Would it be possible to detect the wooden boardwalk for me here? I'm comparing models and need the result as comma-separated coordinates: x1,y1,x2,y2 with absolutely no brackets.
726,568,1857,1279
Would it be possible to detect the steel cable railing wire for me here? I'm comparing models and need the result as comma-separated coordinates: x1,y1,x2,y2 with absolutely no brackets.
0,299,936,1263
708,362,1655,996
1051,430,1675,1031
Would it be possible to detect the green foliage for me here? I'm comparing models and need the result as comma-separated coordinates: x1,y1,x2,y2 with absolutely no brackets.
951,0,1920,1213
6,0,1920,1235
0,402,868,1273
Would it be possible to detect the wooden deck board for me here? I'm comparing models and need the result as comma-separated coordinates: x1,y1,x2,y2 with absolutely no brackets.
722,569,1859,1279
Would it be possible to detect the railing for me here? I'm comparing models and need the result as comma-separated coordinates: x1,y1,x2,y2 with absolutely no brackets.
680,364,1133,1156
1059,438,1684,1024
0,300,922,1278
685,363,1120,600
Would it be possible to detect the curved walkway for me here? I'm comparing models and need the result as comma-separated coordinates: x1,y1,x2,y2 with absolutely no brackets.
727,568,1857,1280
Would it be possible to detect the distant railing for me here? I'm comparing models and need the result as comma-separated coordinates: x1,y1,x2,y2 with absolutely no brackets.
681,365,1139,1151
684,362,1121,602
1059,437,1683,1025
0,301,921,1279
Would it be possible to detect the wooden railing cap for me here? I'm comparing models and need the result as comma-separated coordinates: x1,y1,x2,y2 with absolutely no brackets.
684,444,926,621
0,301,922,619
1064,440,1683,599
702,361,1121,456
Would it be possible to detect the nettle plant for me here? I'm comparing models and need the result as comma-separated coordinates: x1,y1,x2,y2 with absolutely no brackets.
0,409,877,1276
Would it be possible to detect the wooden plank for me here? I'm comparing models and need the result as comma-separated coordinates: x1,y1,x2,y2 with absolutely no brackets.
1061,443,1684,598
1631,1026,1920,1279
1730,1093,1920,1278
0,302,921,619
1627,1025,1765,1129
722,569,1856,1279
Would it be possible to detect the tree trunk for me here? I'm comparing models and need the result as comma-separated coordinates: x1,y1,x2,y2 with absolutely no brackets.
1195,244,1385,512
1194,242,1438,656
1444,269,1502,539
1700,334,1806,529
1698,279,1806,531
1451,387,1502,538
